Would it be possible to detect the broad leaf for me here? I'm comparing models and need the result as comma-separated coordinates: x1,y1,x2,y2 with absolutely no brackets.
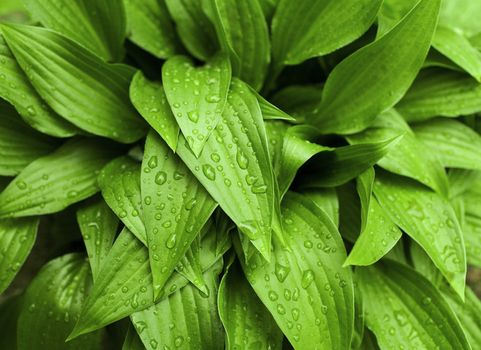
271,85,323,123
0,138,117,218
238,192,354,350
0,295,21,349
0,100,56,176
396,69,481,122
0,217,38,293
439,0,481,36
358,260,470,350
301,188,339,227
1,23,147,143
176,79,277,259
141,131,217,299
412,118,481,170
463,215,481,269
17,253,102,350
271,0,381,66
130,71,179,151
373,172,466,297
77,197,119,280
165,0,218,60
308,0,441,134
123,0,182,58
0,34,78,137
23,0,126,61
162,53,231,156
130,262,224,350
218,260,283,350
123,324,145,350
175,237,208,294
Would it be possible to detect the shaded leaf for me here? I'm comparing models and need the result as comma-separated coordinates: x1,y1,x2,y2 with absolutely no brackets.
0,295,21,349
122,324,145,350
301,188,339,227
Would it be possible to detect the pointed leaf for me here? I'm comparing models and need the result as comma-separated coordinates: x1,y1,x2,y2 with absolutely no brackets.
0,217,38,293
301,188,339,227
0,138,117,218
308,0,441,134
238,192,354,350
18,253,102,350
162,53,231,156
77,197,119,280
271,0,381,66
123,324,146,350
358,260,470,350
356,167,375,232
141,131,217,299
373,172,466,297
218,260,283,350
23,0,126,61
0,34,78,137
1,23,147,143
175,237,208,294
130,71,179,151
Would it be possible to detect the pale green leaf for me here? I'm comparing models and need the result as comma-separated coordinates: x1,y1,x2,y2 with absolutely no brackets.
301,188,339,227
0,138,117,218
358,260,470,350
1,23,147,143
308,0,441,134
23,0,126,61
162,53,231,156
463,215,481,268
439,0,481,36
0,217,38,293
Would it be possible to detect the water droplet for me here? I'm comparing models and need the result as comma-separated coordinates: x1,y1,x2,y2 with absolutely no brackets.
304,240,313,248
173,171,184,180
251,184,267,194
205,94,221,103
236,149,249,169
276,304,286,315
148,156,158,169
210,153,221,163
16,181,27,190
301,269,314,289
187,110,199,123
174,336,184,347
150,339,158,349
292,308,300,321
155,171,167,185
166,233,177,248
275,263,290,282
202,164,216,181
268,291,278,301
185,198,197,210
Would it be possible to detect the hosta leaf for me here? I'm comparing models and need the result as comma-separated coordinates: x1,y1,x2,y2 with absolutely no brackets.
373,172,466,297
412,118,481,170
209,0,269,90
123,324,145,350
448,169,480,199
23,0,126,61
18,253,102,350
0,34,78,137
358,260,469,350
308,0,441,134
141,131,217,299
356,167,375,232
1,23,147,143
252,88,295,122
439,0,481,36
123,0,182,58
271,85,323,123
130,71,179,151
162,53,231,156
301,188,339,227
176,79,276,259
176,237,207,294
377,0,418,37
396,69,481,122
238,192,354,350
218,260,283,350
77,197,119,280
0,100,56,176
347,109,449,195
337,183,361,242
463,215,481,268
0,138,117,218
130,262,224,350
165,0,218,60
0,217,38,293
271,0,381,66
432,26,481,82
98,156,145,244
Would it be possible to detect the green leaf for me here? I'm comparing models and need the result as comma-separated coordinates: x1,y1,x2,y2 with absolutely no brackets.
176,79,277,259
218,259,283,350
347,109,449,195
23,0,126,61
0,34,79,137
165,0,218,60
373,172,466,298
77,197,119,280
130,262,224,350
396,68,481,122
357,260,470,350
0,138,117,218
412,118,481,170
377,0,418,37
1,23,147,143
98,156,146,244
308,0,441,134
271,0,381,66
0,217,38,293
209,0,270,90
162,53,231,156
356,167,375,232
301,188,339,227
463,215,481,268
123,324,145,350
130,71,179,151
18,253,102,350
141,131,217,299
271,85,323,123
0,100,56,176
439,0,481,36
238,192,354,349
123,0,182,58
175,237,208,294
432,26,481,82
0,295,21,350
251,88,295,122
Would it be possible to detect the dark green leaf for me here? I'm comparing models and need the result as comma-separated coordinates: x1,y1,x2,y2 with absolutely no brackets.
0,295,21,349
122,324,145,350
